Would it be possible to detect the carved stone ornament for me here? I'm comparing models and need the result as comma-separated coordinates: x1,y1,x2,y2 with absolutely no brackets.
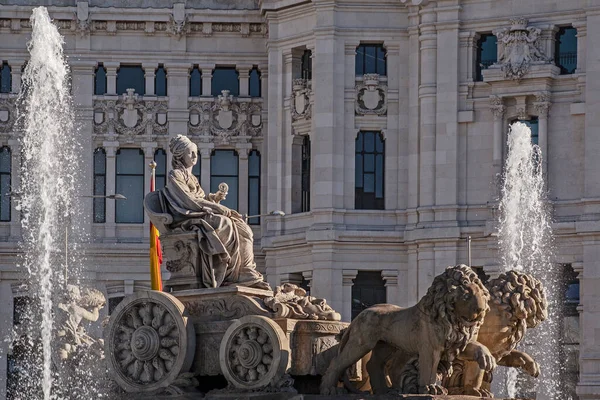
493,18,550,80
168,14,188,40
93,89,168,140
291,79,312,122
219,315,291,390
489,95,505,120
534,92,551,118
105,291,195,393
264,283,342,321
0,97,16,134
188,90,263,145
355,73,387,116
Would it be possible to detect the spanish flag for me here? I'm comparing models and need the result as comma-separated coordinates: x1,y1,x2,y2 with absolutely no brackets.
150,161,163,291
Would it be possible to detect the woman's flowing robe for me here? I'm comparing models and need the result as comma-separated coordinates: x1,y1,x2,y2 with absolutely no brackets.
160,168,264,288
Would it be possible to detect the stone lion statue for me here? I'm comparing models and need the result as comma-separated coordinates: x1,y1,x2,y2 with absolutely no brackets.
443,270,548,396
320,265,496,395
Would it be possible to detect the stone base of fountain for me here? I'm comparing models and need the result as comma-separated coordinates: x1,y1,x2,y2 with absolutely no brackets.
140,392,526,400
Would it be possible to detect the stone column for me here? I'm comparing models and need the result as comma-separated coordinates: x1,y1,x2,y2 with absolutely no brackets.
238,146,250,215
342,269,358,322
417,243,435,299
103,142,118,240
381,270,399,305
238,66,251,97
343,41,358,210
143,63,157,96
434,11,460,218
200,64,214,97
70,61,96,238
407,8,420,225
418,3,437,222
573,21,587,74
535,92,551,177
406,245,419,305
282,51,294,215
164,63,191,147
104,62,119,95
7,59,24,94
199,147,212,194
8,139,20,240
266,46,284,214
490,95,505,177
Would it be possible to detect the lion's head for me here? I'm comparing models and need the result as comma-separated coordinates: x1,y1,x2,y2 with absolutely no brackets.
486,270,547,348
419,264,490,362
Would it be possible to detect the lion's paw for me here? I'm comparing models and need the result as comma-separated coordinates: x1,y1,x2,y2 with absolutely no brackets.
419,384,448,395
524,359,540,378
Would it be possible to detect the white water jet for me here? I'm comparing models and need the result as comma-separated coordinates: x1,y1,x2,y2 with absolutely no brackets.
17,7,82,399
497,122,563,399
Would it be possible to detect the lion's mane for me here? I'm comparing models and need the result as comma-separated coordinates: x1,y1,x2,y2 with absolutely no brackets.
486,270,548,352
418,264,490,364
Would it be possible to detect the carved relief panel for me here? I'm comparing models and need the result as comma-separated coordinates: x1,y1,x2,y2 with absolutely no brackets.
188,90,263,145
291,79,312,122
93,88,168,141
355,74,387,116
0,97,16,136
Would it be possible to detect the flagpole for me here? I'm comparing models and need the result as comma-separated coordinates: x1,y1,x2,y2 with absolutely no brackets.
149,161,163,291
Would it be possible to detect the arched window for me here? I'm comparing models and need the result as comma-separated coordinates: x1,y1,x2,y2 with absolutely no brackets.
355,44,386,76
355,132,385,210
301,136,311,213
155,65,167,96
0,147,10,221
93,148,106,223
248,150,260,225
476,34,497,81
351,271,386,320
555,27,577,75
249,67,261,98
94,63,107,95
115,148,144,223
210,150,238,210
116,65,145,95
301,50,312,80
154,149,167,190
189,65,202,97
1,62,12,94
212,67,239,97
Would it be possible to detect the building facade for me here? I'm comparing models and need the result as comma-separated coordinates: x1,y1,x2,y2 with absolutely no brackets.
0,0,596,398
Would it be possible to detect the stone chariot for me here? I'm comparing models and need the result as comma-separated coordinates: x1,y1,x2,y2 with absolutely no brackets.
104,190,348,396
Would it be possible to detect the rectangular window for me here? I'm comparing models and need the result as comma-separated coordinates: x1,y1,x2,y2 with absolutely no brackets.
155,65,167,96
0,147,10,221
212,67,239,97
210,150,239,210
355,131,385,210
116,65,145,96
301,50,312,80
356,44,386,76
476,34,497,81
351,271,386,320
154,149,167,190
301,136,311,213
94,64,107,95
192,156,201,183
555,27,577,75
249,67,261,98
1,63,11,94
116,148,144,223
248,150,260,225
93,148,106,223
518,118,539,146
189,65,202,97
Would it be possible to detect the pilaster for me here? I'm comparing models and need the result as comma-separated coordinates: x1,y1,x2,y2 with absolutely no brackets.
342,269,358,322
142,63,157,97
381,270,399,305
104,61,119,95
199,64,215,97
103,142,118,240
238,65,252,97
8,139,20,240
7,59,24,94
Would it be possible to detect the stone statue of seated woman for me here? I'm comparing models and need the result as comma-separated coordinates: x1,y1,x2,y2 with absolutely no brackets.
144,134,271,291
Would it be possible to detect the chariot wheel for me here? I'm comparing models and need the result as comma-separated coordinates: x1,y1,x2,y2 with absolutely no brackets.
105,290,196,393
219,315,290,390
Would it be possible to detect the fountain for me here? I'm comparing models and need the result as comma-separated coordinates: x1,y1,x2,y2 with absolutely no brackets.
496,121,564,399
11,6,106,400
